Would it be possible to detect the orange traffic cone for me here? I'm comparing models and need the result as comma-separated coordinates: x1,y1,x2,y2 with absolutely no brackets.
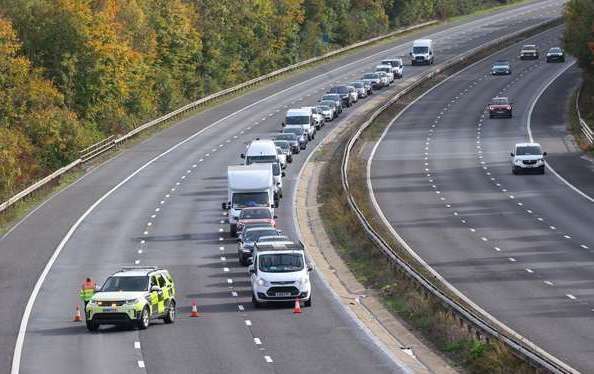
73,304,82,322
190,300,200,317
293,298,302,314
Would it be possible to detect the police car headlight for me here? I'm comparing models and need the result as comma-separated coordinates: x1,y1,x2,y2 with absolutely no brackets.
256,278,270,287
88,299,97,305
125,298,139,305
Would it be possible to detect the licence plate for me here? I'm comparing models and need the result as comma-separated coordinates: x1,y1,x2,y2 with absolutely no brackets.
275,292,292,297
102,307,116,312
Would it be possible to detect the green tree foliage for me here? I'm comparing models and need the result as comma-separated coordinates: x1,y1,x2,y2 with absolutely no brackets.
0,0,511,198
564,0,594,71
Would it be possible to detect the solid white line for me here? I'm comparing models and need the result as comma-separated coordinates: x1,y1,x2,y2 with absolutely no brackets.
526,60,594,203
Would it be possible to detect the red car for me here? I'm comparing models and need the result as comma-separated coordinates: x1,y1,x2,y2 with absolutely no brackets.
236,207,276,234
488,97,512,118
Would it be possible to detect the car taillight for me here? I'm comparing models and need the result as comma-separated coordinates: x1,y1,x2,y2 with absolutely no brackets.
506,105,511,110
489,106,494,110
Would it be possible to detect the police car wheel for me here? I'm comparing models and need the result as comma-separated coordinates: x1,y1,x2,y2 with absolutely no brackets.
86,320,98,332
138,307,150,330
164,301,175,324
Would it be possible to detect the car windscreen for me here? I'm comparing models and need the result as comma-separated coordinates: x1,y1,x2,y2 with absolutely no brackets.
286,115,309,125
275,134,297,141
101,276,148,292
232,192,269,208
413,46,429,54
283,128,304,136
549,48,561,53
246,155,277,165
320,100,336,108
350,82,363,88
258,236,290,243
317,105,331,111
362,73,379,79
516,146,542,155
329,86,349,94
376,67,390,73
240,209,271,219
274,141,289,150
258,253,304,273
493,61,509,67
245,229,278,242
492,98,508,105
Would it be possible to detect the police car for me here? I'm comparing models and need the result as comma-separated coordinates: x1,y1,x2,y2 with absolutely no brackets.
85,266,176,331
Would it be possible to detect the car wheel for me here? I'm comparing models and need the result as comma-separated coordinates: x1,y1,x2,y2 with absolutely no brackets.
86,319,98,332
137,307,150,330
512,167,520,175
252,293,261,309
164,301,175,324
539,166,545,175
304,297,312,308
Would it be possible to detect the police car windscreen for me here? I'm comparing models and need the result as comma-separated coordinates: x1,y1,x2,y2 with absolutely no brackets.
413,46,428,54
259,254,304,273
102,276,148,292
233,192,269,208
286,115,309,125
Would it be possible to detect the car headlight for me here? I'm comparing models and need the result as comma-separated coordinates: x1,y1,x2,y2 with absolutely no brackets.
296,276,309,287
256,278,270,287
88,299,98,306
125,298,140,305
514,159,523,165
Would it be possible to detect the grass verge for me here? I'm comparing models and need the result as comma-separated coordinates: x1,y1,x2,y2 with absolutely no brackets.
570,78,594,156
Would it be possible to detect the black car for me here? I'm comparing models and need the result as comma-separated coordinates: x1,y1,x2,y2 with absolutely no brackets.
327,86,352,107
282,127,308,150
238,226,282,265
546,47,565,63
274,133,300,154
320,94,343,113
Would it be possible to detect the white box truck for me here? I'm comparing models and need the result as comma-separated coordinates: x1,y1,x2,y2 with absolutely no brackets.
410,39,434,65
225,164,275,237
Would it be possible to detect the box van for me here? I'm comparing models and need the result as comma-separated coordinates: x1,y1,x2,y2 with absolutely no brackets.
225,164,276,237
410,39,434,65
241,139,279,165
283,108,315,140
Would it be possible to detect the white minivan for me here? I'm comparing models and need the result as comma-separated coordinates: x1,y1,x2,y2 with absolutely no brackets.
241,139,284,201
283,108,315,140
410,39,434,65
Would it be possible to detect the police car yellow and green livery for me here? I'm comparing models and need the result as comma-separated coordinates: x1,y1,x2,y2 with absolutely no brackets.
85,266,176,331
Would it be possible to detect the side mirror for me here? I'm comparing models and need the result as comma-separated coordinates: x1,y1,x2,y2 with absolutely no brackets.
248,258,254,265
222,202,228,210
307,264,314,272
273,215,278,219
281,122,286,127
95,285,101,292
510,152,515,157
150,285,161,293
240,153,245,159
542,152,547,156
276,182,281,186
409,52,412,56
281,171,286,177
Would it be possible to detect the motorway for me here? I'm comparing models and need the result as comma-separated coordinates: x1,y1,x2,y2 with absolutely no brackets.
0,1,565,373
370,27,594,372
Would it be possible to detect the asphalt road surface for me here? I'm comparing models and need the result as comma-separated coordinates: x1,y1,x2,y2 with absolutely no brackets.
0,1,565,373
370,26,594,373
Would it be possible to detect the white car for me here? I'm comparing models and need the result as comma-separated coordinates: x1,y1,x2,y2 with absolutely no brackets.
301,106,324,130
381,58,404,78
511,143,547,174
276,147,287,169
316,104,334,121
249,242,312,308
375,64,395,82
376,71,391,87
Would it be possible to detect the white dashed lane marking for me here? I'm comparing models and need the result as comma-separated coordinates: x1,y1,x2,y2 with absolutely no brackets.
138,361,145,368
264,356,273,363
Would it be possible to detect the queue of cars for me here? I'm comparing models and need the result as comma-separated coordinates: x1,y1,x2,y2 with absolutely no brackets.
221,54,408,308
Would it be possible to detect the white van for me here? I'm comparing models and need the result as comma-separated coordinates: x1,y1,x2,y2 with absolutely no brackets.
410,39,434,65
241,139,279,165
283,108,315,140
225,164,275,236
